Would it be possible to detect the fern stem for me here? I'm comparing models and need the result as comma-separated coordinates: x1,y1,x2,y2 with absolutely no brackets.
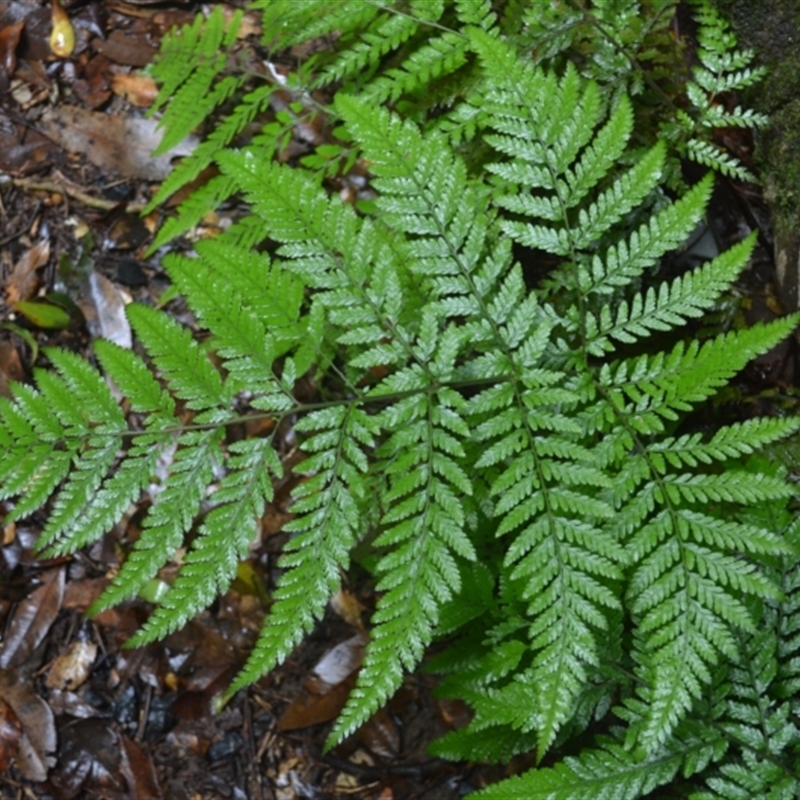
366,1,466,39
49,374,516,442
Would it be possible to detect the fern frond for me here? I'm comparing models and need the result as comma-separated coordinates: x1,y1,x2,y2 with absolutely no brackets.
324,96,492,743
162,238,308,393
473,723,724,800
604,315,800,423
330,385,474,743
650,417,800,467
685,139,757,183
255,0,380,49
92,427,225,612
128,437,281,644
125,303,232,418
2,5,794,798
150,6,244,155
586,234,756,352
674,0,767,183
776,514,800,704
622,469,794,751
229,404,376,692
579,174,713,298
317,12,421,86
363,30,469,105
0,383,78,518
146,174,238,254
144,84,275,215
691,618,800,799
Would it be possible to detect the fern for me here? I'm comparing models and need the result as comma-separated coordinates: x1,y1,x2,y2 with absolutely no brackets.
2,2,798,798
150,0,761,248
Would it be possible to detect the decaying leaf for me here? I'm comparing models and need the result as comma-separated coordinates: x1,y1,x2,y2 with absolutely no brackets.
0,670,57,782
77,271,132,348
0,568,65,671
0,21,24,76
94,30,157,68
0,340,24,399
39,105,197,180
45,638,98,692
50,717,124,796
278,634,367,732
330,589,365,631
0,695,22,774
111,72,158,107
5,238,50,305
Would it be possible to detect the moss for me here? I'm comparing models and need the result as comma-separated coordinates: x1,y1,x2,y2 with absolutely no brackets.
712,1,800,160
762,101,800,214
712,0,800,308
713,0,800,112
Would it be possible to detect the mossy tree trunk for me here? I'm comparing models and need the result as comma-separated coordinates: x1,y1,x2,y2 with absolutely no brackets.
715,0,800,311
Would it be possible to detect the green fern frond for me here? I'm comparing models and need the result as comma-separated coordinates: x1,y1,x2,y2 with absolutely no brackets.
586,233,757,351
128,437,281,644
254,0,381,50
163,237,310,389
473,723,724,800
363,30,469,105
685,139,757,183
126,303,232,417
1,4,796,798
691,619,800,798
144,84,275,216
92,427,225,612
675,0,767,183
317,12,421,87
579,174,713,298
0,385,78,519
229,404,376,693
150,6,244,154
146,174,239,255
604,315,800,423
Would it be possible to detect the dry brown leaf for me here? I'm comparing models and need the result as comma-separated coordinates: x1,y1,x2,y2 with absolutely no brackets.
45,638,98,691
0,21,24,76
0,340,25,400
119,734,162,799
0,568,65,670
0,670,57,782
330,589,365,631
0,121,55,173
0,695,22,775
39,105,197,181
278,677,355,732
111,72,158,107
278,634,367,732
71,53,112,109
5,238,50,305
354,707,400,759
50,717,124,796
62,577,110,612
94,29,157,67
77,271,132,348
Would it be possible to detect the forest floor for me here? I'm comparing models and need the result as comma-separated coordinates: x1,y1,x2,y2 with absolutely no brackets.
0,1,797,799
